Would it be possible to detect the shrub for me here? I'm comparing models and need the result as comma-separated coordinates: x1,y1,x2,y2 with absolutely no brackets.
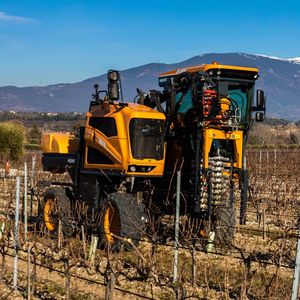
248,144,261,149
29,138,40,145
0,122,26,161
277,144,288,149
289,144,300,149
28,124,42,143
25,144,41,150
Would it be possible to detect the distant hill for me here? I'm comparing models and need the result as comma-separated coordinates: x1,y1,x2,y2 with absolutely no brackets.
1,53,300,120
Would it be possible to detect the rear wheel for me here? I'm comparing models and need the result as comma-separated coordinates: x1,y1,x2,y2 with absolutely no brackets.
208,160,236,247
99,192,145,251
212,203,236,245
184,204,236,251
40,186,75,238
189,183,236,249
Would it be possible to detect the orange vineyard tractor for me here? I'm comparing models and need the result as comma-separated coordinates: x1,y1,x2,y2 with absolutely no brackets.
40,63,266,249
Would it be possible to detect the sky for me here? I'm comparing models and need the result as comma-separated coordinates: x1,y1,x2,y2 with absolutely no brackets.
0,0,300,87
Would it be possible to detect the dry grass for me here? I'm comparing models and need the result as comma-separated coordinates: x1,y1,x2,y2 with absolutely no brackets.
0,149,299,299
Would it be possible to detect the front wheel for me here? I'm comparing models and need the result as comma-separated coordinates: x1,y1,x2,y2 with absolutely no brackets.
39,186,75,238
99,192,145,251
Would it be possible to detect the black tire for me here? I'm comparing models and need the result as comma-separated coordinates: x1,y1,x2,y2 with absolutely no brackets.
213,203,236,246
39,186,75,238
99,192,145,251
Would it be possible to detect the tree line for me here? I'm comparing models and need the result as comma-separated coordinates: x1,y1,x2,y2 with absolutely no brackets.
0,111,84,122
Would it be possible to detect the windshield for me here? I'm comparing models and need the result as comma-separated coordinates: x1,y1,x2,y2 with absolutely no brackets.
175,89,193,113
218,81,254,127
129,118,164,160
173,79,254,127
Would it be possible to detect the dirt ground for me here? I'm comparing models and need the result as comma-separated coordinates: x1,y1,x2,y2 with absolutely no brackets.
0,149,299,299
0,254,142,300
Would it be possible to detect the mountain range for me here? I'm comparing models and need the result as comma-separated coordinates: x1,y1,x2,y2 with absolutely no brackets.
1,53,300,120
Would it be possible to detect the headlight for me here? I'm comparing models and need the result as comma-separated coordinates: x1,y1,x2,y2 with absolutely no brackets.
130,165,136,172
128,165,155,173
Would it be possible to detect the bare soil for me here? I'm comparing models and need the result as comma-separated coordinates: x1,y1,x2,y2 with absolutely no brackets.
0,149,299,299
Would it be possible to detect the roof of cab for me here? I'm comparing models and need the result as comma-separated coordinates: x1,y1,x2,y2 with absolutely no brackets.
159,63,259,77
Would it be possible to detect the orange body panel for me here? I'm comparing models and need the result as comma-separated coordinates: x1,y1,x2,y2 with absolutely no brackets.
41,133,79,154
84,101,166,176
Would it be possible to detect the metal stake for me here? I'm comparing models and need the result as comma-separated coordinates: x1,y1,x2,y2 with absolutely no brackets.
27,246,31,300
24,163,28,238
173,170,181,283
58,220,62,249
192,241,197,287
259,150,262,174
81,225,87,260
262,208,266,240
240,156,249,225
30,155,36,218
89,235,98,264
31,155,36,188
291,218,300,300
13,177,21,290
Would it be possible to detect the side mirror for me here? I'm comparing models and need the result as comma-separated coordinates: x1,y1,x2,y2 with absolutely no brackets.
256,90,265,108
108,81,119,100
107,70,120,100
255,112,265,122
107,70,119,82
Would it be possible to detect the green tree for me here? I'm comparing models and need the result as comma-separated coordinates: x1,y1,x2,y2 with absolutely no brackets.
0,122,26,161
28,123,42,144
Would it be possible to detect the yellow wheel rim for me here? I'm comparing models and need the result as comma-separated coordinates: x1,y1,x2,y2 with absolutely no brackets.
103,205,121,244
44,199,56,231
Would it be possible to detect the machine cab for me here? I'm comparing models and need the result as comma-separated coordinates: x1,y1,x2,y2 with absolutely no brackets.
84,101,166,176
159,62,265,130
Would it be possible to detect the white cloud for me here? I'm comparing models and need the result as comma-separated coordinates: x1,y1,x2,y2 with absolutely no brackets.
0,11,37,23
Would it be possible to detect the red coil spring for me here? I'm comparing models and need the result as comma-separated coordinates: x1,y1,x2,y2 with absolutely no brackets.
202,89,217,117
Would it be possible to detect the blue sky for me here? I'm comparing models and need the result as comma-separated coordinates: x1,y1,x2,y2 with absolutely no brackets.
1,0,300,87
